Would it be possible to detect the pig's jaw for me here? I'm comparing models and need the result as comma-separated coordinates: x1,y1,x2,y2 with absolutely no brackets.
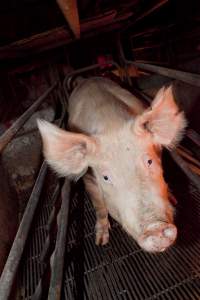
137,221,177,252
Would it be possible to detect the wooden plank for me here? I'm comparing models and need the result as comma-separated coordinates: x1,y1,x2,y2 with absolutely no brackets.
122,0,169,32
134,0,168,23
56,0,80,38
0,10,131,60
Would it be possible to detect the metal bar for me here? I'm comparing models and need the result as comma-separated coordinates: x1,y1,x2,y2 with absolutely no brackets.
132,60,169,66
130,88,151,105
48,179,71,300
187,129,200,148
0,162,48,300
170,151,200,193
56,0,80,38
63,61,121,101
0,93,66,300
125,60,200,88
0,82,58,153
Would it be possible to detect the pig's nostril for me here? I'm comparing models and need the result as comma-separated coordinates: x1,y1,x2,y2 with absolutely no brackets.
159,247,166,252
163,227,176,238
138,223,177,252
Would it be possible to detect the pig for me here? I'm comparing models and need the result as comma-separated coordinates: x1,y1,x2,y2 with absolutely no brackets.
37,77,186,252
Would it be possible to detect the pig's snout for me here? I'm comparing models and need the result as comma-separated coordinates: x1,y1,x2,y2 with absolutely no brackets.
138,222,177,253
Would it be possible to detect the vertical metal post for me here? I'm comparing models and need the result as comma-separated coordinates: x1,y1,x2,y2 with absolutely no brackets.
48,179,71,300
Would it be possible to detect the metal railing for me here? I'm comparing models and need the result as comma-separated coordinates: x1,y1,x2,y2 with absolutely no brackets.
0,82,58,154
125,60,200,88
0,82,65,300
120,58,200,192
1,56,200,299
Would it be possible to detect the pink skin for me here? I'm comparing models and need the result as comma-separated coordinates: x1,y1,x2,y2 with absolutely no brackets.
138,222,177,252
37,77,186,253
91,133,176,253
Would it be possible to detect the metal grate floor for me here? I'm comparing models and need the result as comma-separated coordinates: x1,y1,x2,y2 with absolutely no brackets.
63,158,200,300
19,171,59,300
18,153,200,299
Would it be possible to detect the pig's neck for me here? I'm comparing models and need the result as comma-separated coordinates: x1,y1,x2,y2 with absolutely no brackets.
68,77,145,136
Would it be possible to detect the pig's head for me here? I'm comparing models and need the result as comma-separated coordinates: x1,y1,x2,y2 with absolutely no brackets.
37,86,186,252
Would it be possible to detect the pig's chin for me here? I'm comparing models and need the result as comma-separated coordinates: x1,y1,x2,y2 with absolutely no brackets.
137,222,177,253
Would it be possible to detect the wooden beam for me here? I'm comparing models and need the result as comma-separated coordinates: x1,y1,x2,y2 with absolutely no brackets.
0,10,132,61
134,0,168,23
132,44,162,51
130,24,174,39
121,0,169,32
56,0,80,38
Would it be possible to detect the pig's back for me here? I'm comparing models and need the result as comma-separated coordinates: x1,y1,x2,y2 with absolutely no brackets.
68,77,145,135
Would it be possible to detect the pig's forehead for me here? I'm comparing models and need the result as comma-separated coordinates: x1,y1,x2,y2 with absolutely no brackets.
97,128,155,155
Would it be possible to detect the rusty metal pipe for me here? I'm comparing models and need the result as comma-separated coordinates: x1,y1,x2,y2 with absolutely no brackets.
0,81,58,153
125,60,200,88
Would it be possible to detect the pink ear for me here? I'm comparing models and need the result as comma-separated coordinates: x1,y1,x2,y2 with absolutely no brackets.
37,120,97,177
134,86,187,148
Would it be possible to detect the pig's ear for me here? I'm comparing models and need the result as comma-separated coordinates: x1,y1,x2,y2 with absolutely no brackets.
37,119,98,177
134,86,187,149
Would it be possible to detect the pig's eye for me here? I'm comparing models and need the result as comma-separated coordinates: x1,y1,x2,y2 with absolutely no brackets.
143,154,153,168
103,175,112,184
